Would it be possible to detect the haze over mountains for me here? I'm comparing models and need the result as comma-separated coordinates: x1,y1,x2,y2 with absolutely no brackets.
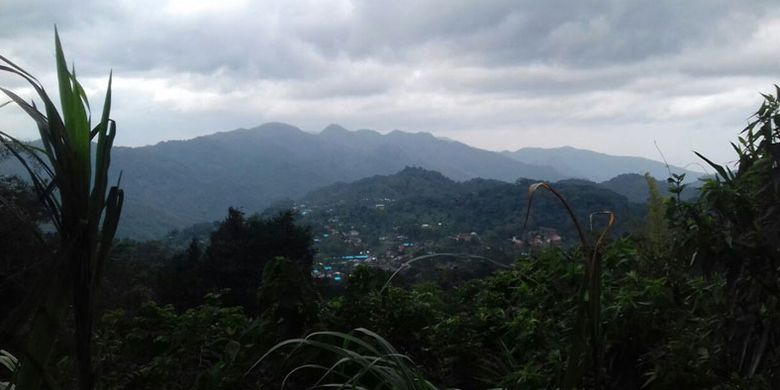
107,122,566,238
502,146,703,183
1,123,701,239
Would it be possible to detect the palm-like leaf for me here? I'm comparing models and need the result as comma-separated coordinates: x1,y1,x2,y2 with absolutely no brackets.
0,29,123,390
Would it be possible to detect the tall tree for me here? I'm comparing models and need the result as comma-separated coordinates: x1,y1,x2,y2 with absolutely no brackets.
257,256,319,340
202,208,314,311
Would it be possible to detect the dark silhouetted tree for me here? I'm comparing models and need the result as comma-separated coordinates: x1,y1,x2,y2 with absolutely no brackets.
257,256,319,340
202,208,314,311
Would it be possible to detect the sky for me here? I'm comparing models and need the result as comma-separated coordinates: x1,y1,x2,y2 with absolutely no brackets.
0,0,778,168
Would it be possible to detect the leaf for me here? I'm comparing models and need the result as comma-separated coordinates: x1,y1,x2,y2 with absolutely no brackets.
694,151,732,183
1,30,122,390
0,350,18,372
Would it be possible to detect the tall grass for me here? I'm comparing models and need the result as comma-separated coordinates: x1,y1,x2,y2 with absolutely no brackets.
0,349,18,390
0,30,122,390
522,182,615,390
247,328,438,389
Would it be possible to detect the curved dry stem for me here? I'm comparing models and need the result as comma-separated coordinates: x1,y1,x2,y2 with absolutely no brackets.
522,182,591,254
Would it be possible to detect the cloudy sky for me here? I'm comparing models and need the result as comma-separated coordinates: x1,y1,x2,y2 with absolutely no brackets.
1,0,778,167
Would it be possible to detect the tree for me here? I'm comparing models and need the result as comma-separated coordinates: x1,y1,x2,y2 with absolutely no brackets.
256,257,319,340
154,237,207,310
202,208,314,311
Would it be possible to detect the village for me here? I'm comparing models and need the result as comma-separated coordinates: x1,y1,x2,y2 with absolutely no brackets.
291,201,564,283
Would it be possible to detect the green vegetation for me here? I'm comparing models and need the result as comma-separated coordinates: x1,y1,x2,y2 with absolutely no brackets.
250,328,437,390
295,167,643,250
1,35,778,389
1,31,122,390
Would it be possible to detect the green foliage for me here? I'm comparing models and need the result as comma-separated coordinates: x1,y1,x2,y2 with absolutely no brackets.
97,239,173,312
324,281,443,370
1,30,122,390
257,257,320,340
667,87,780,383
643,173,671,258
298,167,643,254
88,234,774,389
94,294,258,390
315,240,739,389
522,182,616,390
0,176,49,322
202,208,314,311
250,328,438,390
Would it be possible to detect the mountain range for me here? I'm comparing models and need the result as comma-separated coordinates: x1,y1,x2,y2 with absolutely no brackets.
502,146,703,182
292,166,645,249
0,123,701,239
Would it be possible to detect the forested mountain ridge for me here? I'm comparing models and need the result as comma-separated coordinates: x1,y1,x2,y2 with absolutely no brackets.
1,123,694,239
106,122,567,238
294,166,644,246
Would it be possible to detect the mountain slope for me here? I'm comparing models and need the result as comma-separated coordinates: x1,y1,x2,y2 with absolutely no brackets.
502,146,704,182
599,173,701,203
3,124,704,240
318,124,563,181
105,123,563,238
295,166,644,246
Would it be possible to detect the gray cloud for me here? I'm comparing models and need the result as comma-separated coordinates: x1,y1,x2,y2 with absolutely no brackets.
0,0,778,167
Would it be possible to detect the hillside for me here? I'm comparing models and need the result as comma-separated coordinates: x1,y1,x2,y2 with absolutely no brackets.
1,124,700,239
293,167,645,250
599,173,703,203
503,146,704,182
104,123,568,238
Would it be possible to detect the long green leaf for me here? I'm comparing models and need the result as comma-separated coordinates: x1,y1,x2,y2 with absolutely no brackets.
1,30,122,390
694,151,732,183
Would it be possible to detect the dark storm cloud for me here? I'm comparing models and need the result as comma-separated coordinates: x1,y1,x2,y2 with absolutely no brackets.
0,0,778,166
301,0,773,67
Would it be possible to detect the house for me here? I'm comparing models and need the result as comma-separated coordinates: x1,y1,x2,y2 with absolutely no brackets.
525,227,562,247
454,232,479,242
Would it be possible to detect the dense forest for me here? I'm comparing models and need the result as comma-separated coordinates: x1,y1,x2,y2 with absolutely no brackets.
1,36,779,390
296,167,644,244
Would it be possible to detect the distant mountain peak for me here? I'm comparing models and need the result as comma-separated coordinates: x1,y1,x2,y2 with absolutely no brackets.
397,165,448,179
387,129,435,138
321,123,350,135
253,122,302,132
226,122,306,139
352,128,382,136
